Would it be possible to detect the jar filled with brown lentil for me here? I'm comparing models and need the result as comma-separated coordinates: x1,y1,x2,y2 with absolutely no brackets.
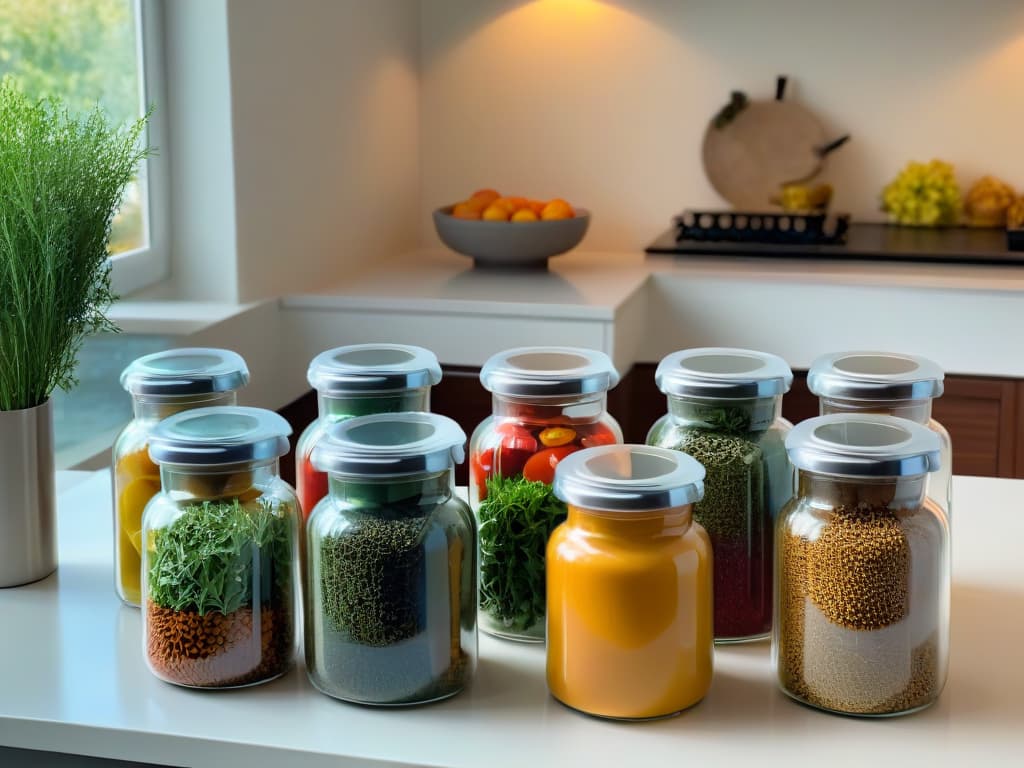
774,414,949,717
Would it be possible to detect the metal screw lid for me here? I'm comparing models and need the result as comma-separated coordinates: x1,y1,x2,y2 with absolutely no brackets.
120,348,250,396
148,407,291,466
655,347,793,400
807,351,945,401
479,347,620,398
311,412,466,478
786,414,941,478
553,444,705,512
307,344,442,395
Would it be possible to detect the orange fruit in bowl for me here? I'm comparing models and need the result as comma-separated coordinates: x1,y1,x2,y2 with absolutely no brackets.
482,204,511,221
491,197,518,214
541,199,575,220
471,189,501,206
511,208,539,223
452,201,482,220
528,200,547,215
506,196,530,210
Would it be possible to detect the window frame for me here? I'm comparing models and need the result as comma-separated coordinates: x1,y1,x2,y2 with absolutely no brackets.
108,0,171,297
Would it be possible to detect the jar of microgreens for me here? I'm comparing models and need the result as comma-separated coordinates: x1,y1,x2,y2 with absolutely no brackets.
807,351,951,524
549,445,713,720
775,414,948,717
469,347,622,642
143,407,298,689
112,348,249,607
296,344,442,519
647,347,794,643
305,412,477,706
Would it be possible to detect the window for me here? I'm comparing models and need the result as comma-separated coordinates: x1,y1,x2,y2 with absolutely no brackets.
0,0,168,295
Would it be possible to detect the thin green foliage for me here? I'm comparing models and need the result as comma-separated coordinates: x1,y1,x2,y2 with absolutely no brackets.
478,475,566,631
147,498,293,616
0,79,151,410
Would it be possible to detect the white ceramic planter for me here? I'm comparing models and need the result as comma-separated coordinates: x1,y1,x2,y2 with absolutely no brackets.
0,400,57,587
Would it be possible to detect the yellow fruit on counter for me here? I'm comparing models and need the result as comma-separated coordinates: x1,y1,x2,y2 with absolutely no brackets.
482,204,511,221
1008,197,1024,230
881,160,960,227
541,199,574,220
511,208,539,222
964,175,1016,228
777,183,833,212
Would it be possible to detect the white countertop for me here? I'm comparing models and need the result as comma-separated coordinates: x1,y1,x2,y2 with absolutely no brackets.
1,471,1022,767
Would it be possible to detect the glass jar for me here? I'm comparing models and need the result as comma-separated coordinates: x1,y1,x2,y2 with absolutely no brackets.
808,351,951,524
305,412,477,706
549,445,713,720
775,414,949,717
647,348,794,642
469,347,622,642
142,407,298,689
296,344,442,519
112,348,249,606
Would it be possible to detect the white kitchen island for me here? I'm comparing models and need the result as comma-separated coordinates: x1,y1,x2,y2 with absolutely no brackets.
0,470,1021,767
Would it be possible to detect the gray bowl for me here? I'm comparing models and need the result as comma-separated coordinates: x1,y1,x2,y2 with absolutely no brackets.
433,206,590,269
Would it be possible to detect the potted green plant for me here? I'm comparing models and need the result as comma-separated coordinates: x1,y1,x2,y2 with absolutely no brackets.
0,80,150,587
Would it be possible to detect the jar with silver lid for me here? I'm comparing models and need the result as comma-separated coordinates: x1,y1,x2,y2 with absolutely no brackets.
774,414,949,717
296,344,442,520
112,348,249,606
647,348,794,642
142,407,298,689
548,445,713,720
469,347,622,642
305,412,477,705
808,351,951,523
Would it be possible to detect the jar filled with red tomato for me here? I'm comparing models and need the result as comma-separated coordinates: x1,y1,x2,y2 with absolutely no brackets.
296,344,442,519
470,347,621,642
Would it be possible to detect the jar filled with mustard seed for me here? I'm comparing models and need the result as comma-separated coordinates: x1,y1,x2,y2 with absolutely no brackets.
113,348,249,606
305,412,477,706
549,445,713,720
143,407,299,689
808,351,951,524
296,344,442,520
647,347,794,642
774,414,949,717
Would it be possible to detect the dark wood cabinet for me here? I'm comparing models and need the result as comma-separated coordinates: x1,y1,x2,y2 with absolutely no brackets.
278,364,1024,485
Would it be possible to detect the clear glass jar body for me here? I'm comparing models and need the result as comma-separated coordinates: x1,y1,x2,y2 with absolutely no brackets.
547,504,713,720
647,395,793,642
305,470,477,705
112,392,238,606
819,396,952,523
296,389,431,520
469,394,622,641
141,460,299,688
773,471,950,716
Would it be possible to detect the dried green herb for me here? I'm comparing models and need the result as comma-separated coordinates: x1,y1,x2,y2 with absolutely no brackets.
148,498,293,616
478,475,566,632
319,514,428,645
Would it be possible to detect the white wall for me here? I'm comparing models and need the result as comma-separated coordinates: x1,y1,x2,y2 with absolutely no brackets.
226,0,421,301
419,0,1024,251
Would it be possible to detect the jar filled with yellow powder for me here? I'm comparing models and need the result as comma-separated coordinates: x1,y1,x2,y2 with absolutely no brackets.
112,348,249,606
548,444,712,720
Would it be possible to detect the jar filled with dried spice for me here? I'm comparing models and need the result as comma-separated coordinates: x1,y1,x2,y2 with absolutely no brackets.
142,407,298,689
296,344,442,519
113,348,249,607
808,351,951,523
549,445,713,720
469,347,621,642
775,414,949,717
647,348,794,642
306,412,477,706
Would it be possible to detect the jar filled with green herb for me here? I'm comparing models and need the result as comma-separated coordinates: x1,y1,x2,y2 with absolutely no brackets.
296,344,442,519
143,407,298,689
808,351,951,525
470,347,622,642
306,412,476,706
647,348,794,642
775,414,949,717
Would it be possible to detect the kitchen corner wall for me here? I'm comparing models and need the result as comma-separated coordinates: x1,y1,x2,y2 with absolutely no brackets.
418,0,1024,252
